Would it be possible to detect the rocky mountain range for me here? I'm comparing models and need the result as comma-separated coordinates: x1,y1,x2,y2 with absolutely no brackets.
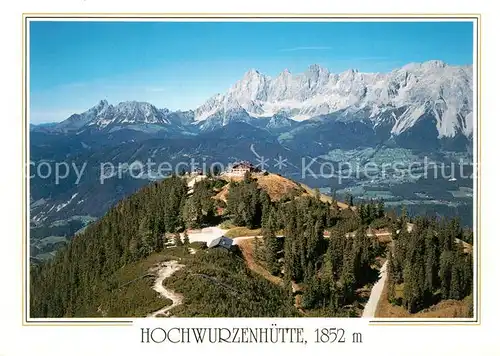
38,60,473,148
195,60,473,140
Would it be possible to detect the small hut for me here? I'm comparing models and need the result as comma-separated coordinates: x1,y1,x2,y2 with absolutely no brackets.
207,236,234,250
227,161,260,176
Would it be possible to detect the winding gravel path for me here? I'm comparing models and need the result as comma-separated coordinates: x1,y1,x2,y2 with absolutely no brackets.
362,260,388,318
148,261,185,318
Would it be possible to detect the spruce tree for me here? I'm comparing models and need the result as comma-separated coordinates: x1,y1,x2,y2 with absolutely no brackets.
345,193,354,207
174,232,183,247
263,227,281,275
424,228,439,293
377,199,385,219
183,231,190,246
387,252,396,303
253,236,265,262
138,217,154,258
439,250,454,299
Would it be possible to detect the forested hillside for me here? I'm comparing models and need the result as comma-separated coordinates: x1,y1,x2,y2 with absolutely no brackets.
30,175,188,317
387,215,473,314
30,172,473,318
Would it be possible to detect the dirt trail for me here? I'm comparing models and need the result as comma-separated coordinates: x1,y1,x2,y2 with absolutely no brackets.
362,260,388,318
148,261,185,318
232,235,261,244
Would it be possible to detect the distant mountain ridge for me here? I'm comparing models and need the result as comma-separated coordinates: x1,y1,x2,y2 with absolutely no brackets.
34,60,473,152
195,60,473,139
49,100,195,135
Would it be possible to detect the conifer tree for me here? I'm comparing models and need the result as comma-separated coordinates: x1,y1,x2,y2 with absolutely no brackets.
253,236,265,262
138,217,154,258
387,251,396,303
174,232,183,247
449,263,462,300
377,199,385,219
424,228,439,292
345,193,354,207
183,231,190,246
263,227,280,275
439,250,454,299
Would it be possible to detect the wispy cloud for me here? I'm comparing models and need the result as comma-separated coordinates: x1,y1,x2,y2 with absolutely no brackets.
279,46,332,52
145,87,167,93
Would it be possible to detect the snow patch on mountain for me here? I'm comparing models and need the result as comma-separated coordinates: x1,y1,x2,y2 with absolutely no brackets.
195,61,473,138
55,100,194,133
88,101,170,128
56,193,78,212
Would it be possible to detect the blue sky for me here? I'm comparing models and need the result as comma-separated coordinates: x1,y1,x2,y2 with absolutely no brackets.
30,21,473,123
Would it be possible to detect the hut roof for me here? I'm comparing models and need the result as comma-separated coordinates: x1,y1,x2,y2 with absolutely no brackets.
207,236,234,249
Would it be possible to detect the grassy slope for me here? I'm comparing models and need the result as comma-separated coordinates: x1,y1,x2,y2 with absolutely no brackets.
214,172,351,210
224,227,262,238
375,280,472,318
215,173,305,202
237,238,283,286
298,182,350,210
